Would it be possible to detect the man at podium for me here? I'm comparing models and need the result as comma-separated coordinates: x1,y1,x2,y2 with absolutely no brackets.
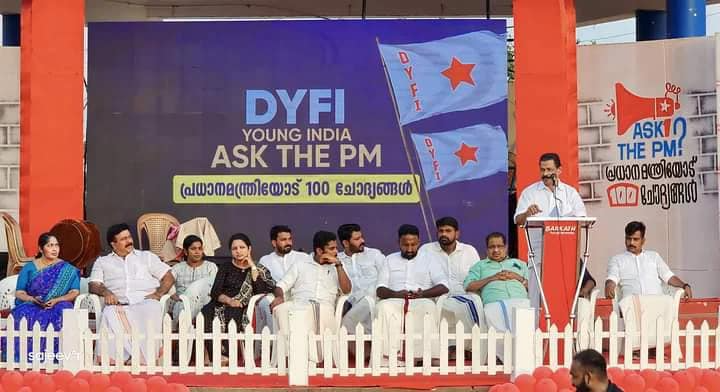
513,152,587,311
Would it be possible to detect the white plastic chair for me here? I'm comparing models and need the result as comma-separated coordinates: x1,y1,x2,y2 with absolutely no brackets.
0,275,18,328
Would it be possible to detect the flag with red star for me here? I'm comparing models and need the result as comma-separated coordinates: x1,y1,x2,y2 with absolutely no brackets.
378,31,506,125
409,124,507,190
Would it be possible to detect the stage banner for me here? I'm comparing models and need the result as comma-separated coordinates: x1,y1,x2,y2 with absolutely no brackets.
86,20,508,256
577,36,720,298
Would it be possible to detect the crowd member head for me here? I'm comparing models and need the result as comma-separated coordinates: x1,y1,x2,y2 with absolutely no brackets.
337,223,365,255
435,216,459,248
570,349,612,392
229,233,253,264
36,232,60,260
539,152,562,188
313,231,338,264
270,225,293,256
107,223,134,257
624,221,646,256
398,224,420,260
182,235,204,263
485,232,507,262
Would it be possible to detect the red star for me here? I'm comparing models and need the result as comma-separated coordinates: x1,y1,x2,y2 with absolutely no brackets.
454,143,479,166
441,57,476,90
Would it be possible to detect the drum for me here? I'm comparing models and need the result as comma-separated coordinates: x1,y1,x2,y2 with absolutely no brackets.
49,219,102,271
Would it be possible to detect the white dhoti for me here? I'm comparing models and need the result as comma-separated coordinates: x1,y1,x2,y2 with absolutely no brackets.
254,296,275,334
618,294,676,350
375,298,439,359
484,298,531,362
97,299,163,364
440,294,487,358
273,300,337,363
341,296,375,334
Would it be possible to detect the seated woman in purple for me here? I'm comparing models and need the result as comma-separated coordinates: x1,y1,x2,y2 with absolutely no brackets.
5,233,81,361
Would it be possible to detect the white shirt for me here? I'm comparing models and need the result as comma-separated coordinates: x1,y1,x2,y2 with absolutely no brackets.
90,249,171,305
419,241,480,295
376,252,449,292
170,260,218,295
258,250,311,282
338,247,385,302
276,258,342,306
514,180,587,223
607,250,675,299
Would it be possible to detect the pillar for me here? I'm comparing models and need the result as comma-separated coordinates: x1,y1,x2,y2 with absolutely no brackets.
667,0,706,38
20,0,85,255
513,0,578,328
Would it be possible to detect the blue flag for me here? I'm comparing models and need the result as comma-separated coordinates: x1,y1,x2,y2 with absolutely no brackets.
410,124,507,190
379,31,507,125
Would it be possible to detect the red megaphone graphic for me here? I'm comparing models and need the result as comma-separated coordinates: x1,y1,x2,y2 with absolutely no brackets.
605,82,681,136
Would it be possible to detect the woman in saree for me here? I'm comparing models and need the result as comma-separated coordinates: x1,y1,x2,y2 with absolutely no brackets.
201,233,275,365
5,233,81,361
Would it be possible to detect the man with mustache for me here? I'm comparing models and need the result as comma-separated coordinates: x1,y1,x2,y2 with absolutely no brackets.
256,225,312,333
270,231,352,364
464,232,529,362
336,223,385,335
89,223,175,365
418,217,483,358
375,224,448,362
513,152,586,311
570,349,622,391
605,221,692,301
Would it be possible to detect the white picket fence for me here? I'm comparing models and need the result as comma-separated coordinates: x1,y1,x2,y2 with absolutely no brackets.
0,308,717,385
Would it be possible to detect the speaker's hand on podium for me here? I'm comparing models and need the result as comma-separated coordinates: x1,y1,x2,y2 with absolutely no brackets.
526,204,542,216
605,281,617,299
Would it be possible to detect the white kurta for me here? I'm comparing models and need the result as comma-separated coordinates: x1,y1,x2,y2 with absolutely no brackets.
420,241,484,350
338,247,384,333
607,250,675,300
375,252,448,359
273,259,343,363
89,249,171,363
256,250,312,333
514,180,587,311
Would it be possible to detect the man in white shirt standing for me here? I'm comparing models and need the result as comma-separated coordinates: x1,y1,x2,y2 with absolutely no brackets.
605,221,692,301
256,225,311,333
89,223,175,364
513,152,587,311
376,224,449,361
270,231,352,363
419,216,484,357
336,223,385,334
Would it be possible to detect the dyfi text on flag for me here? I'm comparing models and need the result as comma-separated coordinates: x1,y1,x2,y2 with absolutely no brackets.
410,124,507,190
378,31,507,125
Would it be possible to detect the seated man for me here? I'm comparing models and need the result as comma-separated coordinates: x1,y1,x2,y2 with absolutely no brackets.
605,221,691,350
256,225,311,333
169,235,218,320
464,232,529,361
270,231,352,363
419,217,483,355
89,223,175,364
375,224,449,360
605,221,692,301
336,223,385,334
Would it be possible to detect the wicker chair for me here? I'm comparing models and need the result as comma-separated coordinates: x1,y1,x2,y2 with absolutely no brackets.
1,213,33,277
136,213,180,258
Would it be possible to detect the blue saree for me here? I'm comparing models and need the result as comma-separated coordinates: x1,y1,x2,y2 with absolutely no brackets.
3,260,80,361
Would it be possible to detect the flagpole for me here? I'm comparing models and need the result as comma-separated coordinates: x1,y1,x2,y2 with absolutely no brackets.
375,37,436,241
